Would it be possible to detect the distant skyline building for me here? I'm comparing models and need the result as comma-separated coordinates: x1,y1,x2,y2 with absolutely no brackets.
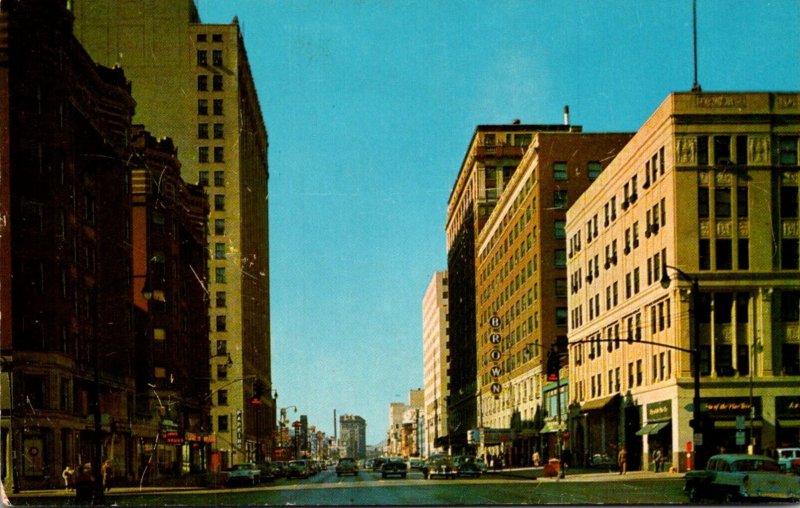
567,92,800,472
422,271,450,456
71,0,273,467
339,415,367,459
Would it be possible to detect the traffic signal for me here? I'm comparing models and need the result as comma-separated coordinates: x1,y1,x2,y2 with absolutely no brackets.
251,380,265,405
546,352,560,382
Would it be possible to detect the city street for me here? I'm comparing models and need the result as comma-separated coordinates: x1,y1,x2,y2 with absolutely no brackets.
9,467,687,505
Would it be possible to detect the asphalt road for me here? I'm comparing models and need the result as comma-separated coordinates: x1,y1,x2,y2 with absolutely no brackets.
8,467,688,506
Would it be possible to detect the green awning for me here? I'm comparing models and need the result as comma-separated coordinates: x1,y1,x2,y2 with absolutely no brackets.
539,421,560,434
635,422,669,436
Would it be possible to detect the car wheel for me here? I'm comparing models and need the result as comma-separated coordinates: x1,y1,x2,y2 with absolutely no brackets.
686,485,700,503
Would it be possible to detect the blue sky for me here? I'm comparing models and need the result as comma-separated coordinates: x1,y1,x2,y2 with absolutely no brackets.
195,0,800,444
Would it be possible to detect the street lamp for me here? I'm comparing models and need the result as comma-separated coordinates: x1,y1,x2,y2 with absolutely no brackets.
660,264,705,470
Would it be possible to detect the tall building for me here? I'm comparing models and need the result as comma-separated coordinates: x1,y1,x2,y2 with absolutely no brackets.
0,0,210,490
445,121,580,453
422,271,449,456
475,131,633,465
71,0,273,467
567,92,800,472
339,415,367,459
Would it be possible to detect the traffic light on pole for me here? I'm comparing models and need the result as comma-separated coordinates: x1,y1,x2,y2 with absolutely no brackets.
546,352,560,382
251,380,265,405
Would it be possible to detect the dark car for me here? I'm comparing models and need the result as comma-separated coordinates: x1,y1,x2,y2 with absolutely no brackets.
336,457,359,476
257,462,276,482
271,461,287,478
372,457,387,471
422,455,456,479
286,459,311,479
381,457,408,479
454,456,482,478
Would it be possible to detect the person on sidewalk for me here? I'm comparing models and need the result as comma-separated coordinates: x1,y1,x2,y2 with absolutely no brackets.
652,447,664,473
617,446,628,475
101,460,113,492
532,451,541,467
62,465,74,492
73,464,94,505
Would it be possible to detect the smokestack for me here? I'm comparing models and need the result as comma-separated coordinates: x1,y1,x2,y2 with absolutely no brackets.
563,105,570,126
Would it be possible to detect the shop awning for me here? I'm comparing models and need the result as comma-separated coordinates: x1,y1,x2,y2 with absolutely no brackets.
539,421,562,434
580,394,620,413
778,419,800,427
713,419,763,429
635,422,669,436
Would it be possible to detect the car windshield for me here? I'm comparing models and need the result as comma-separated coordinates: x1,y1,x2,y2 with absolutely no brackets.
731,459,779,472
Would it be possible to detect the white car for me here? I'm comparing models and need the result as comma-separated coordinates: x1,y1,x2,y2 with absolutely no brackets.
778,448,800,471
684,454,800,503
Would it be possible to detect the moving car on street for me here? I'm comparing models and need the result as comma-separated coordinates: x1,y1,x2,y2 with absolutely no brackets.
683,454,800,503
381,457,408,479
336,457,359,476
422,455,456,480
286,459,312,479
454,456,483,478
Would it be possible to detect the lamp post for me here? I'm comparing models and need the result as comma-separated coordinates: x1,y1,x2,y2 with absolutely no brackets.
660,264,704,471
91,274,154,504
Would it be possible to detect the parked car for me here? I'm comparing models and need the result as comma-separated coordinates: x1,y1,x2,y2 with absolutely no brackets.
286,459,311,479
454,456,482,478
684,454,800,503
475,457,489,474
422,455,456,479
257,462,276,482
372,457,387,471
778,448,800,471
224,463,261,486
336,457,359,476
381,457,408,479
271,461,287,478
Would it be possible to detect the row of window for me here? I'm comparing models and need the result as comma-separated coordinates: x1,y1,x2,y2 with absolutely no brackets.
197,74,223,92
198,99,224,115
198,170,225,187
198,146,224,163
198,123,224,139
197,49,224,67
196,33,224,43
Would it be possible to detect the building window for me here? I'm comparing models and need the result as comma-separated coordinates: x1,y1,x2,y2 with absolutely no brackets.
198,99,208,115
738,239,749,269
197,33,207,42
715,345,734,376
216,315,226,332
198,123,209,139
215,242,226,259
555,279,567,298
714,136,731,165
213,74,223,91
218,415,229,431
783,344,800,375
555,307,568,326
699,239,711,270
198,171,209,187
736,136,748,165
554,220,566,239
197,50,207,66
216,291,226,308
197,75,208,91
697,135,709,165
778,136,798,165
737,345,750,376
213,99,223,115
198,146,209,163
782,291,800,322
698,188,709,218
212,49,223,66
715,188,731,217
553,162,568,181
214,170,225,186
554,249,566,268
553,190,568,209
716,239,733,270
781,186,799,218
216,340,227,355
699,346,711,376
214,147,224,163
214,218,225,235
214,123,224,139
218,390,228,406
214,194,225,211
783,239,800,269
215,267,226,283
588,161,602,180
737,187,749,217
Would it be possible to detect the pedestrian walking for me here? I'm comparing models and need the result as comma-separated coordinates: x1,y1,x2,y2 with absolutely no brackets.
652,447,664,472
532,450,541,467
62,465,74,492
101,460,113,492
617,446,628,475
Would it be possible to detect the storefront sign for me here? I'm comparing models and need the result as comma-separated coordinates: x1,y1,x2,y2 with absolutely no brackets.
776,396,800,418
161,430,184,445
700,397,761,419
185,432,215,443
236,409,243,448
646,400,672,422
481,428,513,445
